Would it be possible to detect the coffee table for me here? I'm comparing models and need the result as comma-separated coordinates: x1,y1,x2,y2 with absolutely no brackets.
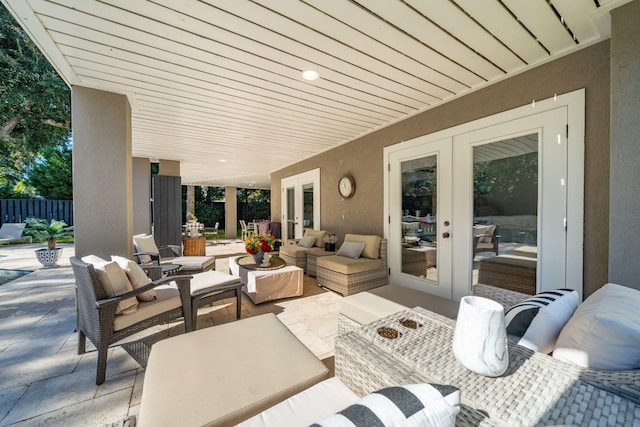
233,256,303,304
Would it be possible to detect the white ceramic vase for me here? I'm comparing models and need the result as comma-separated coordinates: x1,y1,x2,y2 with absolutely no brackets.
452,296,509,377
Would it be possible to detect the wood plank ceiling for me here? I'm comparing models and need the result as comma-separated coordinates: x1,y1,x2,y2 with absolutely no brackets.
3,0,620,188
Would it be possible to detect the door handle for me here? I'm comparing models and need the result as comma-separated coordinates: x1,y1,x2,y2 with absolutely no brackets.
442,232,450,238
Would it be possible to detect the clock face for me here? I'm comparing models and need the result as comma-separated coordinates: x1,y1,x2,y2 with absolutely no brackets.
339,176,355,198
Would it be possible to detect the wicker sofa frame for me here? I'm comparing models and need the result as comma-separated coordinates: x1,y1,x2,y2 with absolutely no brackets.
336,283,640,422
316,238,388,296
71,257,193,385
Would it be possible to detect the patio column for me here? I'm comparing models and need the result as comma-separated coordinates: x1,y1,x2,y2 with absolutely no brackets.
609,0,640,291
72,86,133,259
225,186,237,240
132,157,151,235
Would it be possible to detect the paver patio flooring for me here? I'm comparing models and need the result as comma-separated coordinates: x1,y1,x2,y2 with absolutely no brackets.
0,241,341,426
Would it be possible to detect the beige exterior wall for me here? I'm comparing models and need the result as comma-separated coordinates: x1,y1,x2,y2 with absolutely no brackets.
132,157,151,235
609,0,640,291
72,87,133,259
272,41,611,297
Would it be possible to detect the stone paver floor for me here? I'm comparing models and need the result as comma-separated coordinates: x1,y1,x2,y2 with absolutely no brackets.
0,241,341,426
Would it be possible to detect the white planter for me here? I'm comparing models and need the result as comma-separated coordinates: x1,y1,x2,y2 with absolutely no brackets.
35,248,63,268
452,296,509,377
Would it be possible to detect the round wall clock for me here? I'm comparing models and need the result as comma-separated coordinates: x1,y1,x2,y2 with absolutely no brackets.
338,175,356,199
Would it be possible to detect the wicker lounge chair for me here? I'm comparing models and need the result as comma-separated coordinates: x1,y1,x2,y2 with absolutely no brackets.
70,257,193,385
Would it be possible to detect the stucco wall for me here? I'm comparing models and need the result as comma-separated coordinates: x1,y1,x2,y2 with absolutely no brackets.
272,41,611,297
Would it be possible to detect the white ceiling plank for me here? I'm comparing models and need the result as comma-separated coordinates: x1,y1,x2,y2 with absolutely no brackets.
552,0,602,43
503,0,577,54
454,0,549,64
405,0,525,72
303,0,483,90
355,0,504,81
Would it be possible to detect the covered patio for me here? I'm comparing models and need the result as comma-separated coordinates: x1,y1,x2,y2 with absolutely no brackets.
0,242,340,425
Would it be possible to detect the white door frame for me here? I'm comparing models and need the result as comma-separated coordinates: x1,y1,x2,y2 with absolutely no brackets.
281,168,320,242
384,89,584,300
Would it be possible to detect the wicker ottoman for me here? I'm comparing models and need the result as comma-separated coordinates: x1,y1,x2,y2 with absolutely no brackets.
138,313,329,427
477,255,537,295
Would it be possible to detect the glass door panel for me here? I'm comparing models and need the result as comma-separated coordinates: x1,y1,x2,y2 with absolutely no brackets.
401,155,438,281
471,134,539,290
303,183,314,232
286,187,296,240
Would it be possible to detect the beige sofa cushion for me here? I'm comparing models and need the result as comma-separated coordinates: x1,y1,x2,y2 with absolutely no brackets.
133,234,158,264
82,258,138,315
138,313,329,427
303,229,327,248
111,255,156,302
113,285,180,331
279,244,310,260
317,255,382,275
473,225,495,243
344,234,382,259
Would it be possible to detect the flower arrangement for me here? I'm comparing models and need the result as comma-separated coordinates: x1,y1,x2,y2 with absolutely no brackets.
244,233,279,254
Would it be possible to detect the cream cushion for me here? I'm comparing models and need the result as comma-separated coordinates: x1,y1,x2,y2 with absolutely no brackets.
169,256,216,272
138,313,329,427
316,255,382,275
113,285,180,331
237,377,359,427
133,234,159,264
111,255,156,302
344,234,382,259
553,283,640,370
303,229,327,248
89,260,138,315
473,225,495,243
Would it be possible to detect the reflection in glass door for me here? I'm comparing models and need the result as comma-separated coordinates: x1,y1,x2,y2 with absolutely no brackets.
286,187,296,240
303,183,314,232
401,155,438,282
471,134,539,292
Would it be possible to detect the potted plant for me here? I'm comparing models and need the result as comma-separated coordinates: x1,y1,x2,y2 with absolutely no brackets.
25,218,74,268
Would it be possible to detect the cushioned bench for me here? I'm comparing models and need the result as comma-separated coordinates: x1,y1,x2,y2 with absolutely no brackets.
138,313,329,427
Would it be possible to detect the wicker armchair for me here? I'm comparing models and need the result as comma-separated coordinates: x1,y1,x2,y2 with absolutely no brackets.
71,257,193,385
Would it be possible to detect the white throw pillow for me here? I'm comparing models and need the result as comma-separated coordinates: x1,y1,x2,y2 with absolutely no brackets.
505,289,579,354
91,261,138,315
311,383,459,427
297,235,317,248
111,255,156,302
133,234,159,264
553,283,640,370
336,241,365,259
81,254,108,264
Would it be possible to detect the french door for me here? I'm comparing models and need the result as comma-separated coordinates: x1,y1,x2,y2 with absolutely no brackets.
281,169,320,242
385,91,584,300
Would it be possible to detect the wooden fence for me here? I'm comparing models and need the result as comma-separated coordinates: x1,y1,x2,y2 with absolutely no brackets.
0,199,74,225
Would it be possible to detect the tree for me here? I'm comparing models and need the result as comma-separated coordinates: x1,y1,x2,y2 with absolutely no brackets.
0,4,71,186
27,144,73,199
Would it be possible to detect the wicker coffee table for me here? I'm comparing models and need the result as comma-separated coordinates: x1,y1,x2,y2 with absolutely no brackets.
335,307,640,426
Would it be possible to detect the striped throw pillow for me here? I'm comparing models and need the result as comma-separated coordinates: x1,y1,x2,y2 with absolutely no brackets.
311,383,459,427
505,289,580,354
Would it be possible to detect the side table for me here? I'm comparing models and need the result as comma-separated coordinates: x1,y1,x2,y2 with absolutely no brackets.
306,250,335,277
183,236,206,256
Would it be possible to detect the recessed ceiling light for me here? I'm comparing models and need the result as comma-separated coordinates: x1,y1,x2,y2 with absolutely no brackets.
302,69,319,81
219,159,226,162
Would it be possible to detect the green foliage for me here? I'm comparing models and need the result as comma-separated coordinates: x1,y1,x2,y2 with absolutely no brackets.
0,4,71,192
238,188,271,221
27,144,73,199
24,217,74,249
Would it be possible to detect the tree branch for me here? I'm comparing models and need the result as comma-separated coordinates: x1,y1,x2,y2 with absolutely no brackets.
41,119,70,129
1,117,20,138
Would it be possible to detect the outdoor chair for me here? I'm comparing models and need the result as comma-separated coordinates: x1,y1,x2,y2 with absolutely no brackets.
0,222,32,244
472,223,500,258
133,234,215,274
239,220,254,240
70,257,193,385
